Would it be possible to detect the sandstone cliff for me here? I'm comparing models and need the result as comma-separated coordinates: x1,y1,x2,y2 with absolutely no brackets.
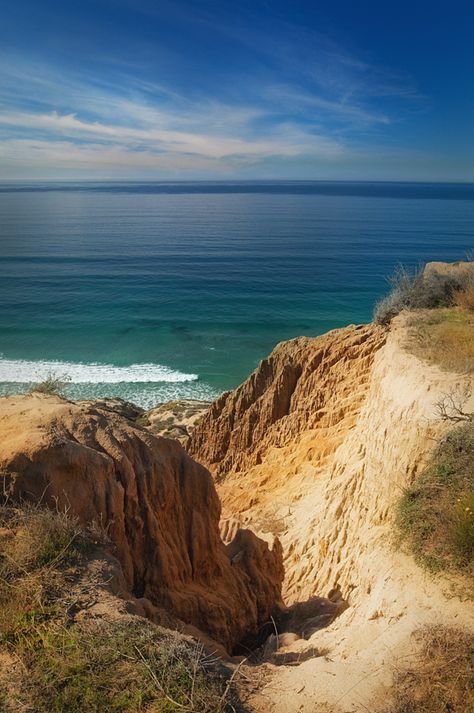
2,306,473,711
188,316,474,712
0,394,283,652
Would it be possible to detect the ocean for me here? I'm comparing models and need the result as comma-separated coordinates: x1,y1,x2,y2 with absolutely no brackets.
0,181,473,408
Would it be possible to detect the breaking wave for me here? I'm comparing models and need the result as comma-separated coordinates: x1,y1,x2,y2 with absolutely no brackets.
0,358,198,384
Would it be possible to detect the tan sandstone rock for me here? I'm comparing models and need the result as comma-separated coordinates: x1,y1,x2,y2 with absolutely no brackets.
145,399,210,442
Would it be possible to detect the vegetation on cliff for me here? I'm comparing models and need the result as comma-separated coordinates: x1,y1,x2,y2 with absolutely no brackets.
405,308,474,373
397,422,474,581
0,502,239,713
374,261,474,325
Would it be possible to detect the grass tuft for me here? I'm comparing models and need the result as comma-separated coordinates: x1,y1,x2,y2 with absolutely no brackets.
28,372,71,396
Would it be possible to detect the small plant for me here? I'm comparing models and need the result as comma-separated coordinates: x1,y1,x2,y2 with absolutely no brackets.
28,372,71,397
135,414,151,428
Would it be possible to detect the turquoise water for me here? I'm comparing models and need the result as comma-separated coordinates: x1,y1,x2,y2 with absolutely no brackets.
0,181,473,407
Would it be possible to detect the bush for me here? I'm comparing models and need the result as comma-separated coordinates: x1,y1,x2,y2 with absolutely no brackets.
374,264,471,325
28,372,70,396
135,414,151,428
396,422,474,580
385,626,474,713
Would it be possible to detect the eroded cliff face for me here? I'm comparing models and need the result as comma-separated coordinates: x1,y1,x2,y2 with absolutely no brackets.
189,323,387,555
188,316,474,711
188,318,473,601
189,324,386,483
0,394,283,652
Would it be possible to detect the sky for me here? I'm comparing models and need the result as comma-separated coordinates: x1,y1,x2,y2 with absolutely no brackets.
0,0,473,181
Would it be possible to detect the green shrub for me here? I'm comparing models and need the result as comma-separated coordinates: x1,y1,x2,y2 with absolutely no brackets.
135,414,151,428
397,422,474,580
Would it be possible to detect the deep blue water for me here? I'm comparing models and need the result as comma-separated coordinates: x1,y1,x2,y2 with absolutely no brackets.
0,181,473,407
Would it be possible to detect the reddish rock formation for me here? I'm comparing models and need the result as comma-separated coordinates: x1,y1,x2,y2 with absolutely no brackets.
0,394,283,651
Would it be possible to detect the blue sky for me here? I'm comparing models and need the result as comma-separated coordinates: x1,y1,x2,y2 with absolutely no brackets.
0,0,473,180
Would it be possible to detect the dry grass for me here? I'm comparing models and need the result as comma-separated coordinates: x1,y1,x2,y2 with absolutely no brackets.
28,372,70,396
5,618,232,713
455,284,474,312
374,264,472,325
0,502,239,712
385,626,474,713
0,502,88,644
405,308,474,373
397,422,474,584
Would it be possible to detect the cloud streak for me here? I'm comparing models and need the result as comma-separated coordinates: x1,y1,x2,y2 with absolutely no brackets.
0,104,344,170
0,15,422,179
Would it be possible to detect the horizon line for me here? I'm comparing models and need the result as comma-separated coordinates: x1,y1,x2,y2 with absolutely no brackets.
1,178,474,185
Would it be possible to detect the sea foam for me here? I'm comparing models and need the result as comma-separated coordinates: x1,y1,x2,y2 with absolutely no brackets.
0,358,198,384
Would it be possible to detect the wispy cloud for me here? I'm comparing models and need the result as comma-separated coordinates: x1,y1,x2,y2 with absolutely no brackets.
0,109,343,160
0,11,422,179
262,85,392,127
